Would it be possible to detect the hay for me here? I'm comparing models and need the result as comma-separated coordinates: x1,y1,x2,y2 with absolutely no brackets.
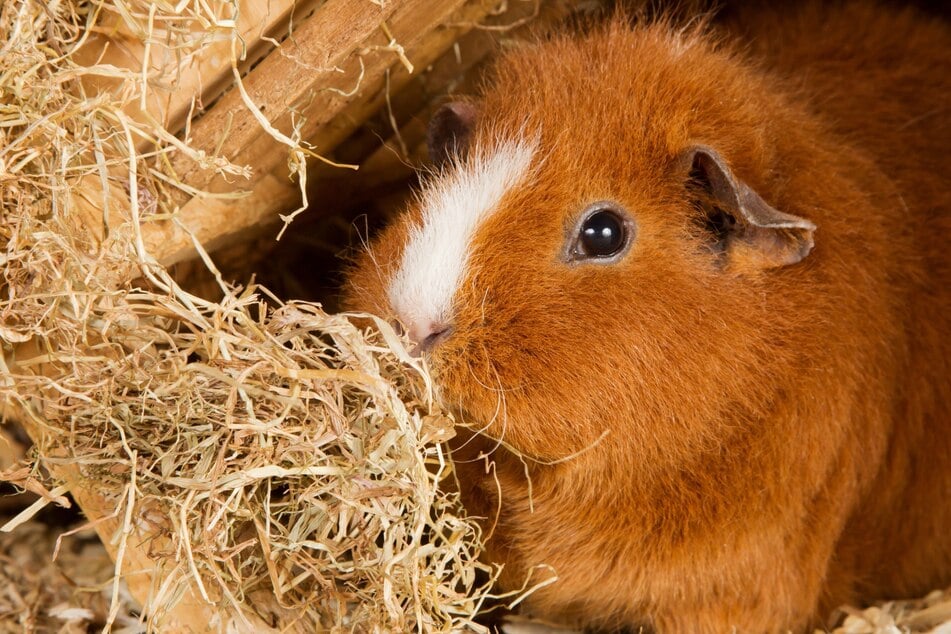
822,591,951,634
0,520,141,633
0,0,499,630
6,297,496,631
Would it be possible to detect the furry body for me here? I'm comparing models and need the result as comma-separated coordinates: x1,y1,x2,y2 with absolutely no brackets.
345,3,951,631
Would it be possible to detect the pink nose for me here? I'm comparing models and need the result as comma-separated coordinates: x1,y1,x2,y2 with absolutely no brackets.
397,320,452,356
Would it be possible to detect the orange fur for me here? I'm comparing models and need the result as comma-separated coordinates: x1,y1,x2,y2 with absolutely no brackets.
344,3,951,631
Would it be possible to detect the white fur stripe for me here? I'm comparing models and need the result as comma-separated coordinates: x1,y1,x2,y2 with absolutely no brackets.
388,137,537,335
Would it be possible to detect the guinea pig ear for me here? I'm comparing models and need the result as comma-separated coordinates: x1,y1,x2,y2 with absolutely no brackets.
427,101,478,167
681,145,816,269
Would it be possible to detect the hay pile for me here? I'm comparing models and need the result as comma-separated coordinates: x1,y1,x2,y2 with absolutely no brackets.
824,591,951,634
0,0,498,630
0,521,141,633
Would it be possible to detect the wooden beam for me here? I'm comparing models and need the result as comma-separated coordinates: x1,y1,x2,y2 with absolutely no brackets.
170,0,404,192
73,0,315,146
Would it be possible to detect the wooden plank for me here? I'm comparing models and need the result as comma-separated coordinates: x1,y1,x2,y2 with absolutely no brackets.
170,0,404,192
73,0,313,145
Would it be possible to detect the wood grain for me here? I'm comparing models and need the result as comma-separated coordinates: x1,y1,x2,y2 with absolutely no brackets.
73,0,313,150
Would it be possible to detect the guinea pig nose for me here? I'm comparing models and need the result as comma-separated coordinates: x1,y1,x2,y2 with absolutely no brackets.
408,322,452,357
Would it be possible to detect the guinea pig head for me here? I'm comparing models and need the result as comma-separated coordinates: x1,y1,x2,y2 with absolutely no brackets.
345,23,818,476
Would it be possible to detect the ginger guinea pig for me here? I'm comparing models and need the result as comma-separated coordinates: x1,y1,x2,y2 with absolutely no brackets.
344,2,951,632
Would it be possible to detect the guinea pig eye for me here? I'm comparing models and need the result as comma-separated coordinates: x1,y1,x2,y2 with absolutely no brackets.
567,203,634,263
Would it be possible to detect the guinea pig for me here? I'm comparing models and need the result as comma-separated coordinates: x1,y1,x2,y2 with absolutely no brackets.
343,2,951,632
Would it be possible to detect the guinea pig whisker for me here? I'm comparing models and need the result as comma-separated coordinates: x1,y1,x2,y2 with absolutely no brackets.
479,285,490,325
351,214,374,263
482,360,510,453
449,354,509,459
528,429,611,466
481,454,503,542
351,216,387,292
449,422,503,461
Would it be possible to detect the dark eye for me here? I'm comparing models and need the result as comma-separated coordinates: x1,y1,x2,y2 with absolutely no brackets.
580,210,625,256
568,204,633,262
